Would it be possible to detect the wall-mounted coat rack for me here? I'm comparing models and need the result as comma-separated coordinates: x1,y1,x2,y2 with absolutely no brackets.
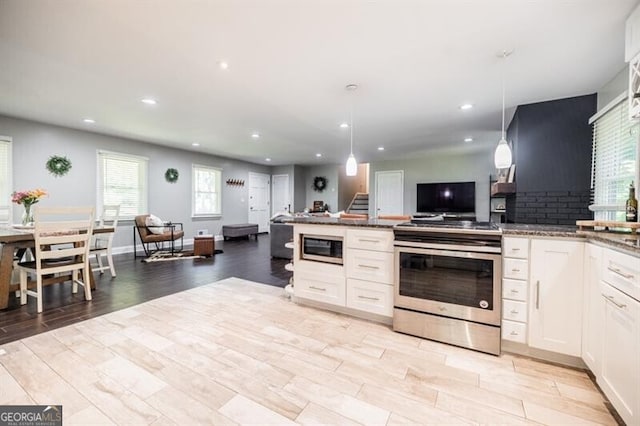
226,179,245,187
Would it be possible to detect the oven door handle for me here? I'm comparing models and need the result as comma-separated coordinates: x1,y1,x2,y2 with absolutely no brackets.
394,240,501,254
395,245,502,261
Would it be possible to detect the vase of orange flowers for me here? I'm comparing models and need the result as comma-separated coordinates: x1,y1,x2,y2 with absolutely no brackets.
11,189,47,226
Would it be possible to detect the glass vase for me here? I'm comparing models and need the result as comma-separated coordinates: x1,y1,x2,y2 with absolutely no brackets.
21,204,34,226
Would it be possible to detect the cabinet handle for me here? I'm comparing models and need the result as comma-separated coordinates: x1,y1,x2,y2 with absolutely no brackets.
511,268,520,273
535,280,540,310
510,309,519,314
358,295,380,301
510,331,519,336
607,266,634,280
309,286,326,292
510,289,519,294
604,294,627,309
358,264,380,270
358,238,379,243
511,248,521,251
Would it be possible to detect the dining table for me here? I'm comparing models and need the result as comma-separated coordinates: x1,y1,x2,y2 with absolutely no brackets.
0,225,115,309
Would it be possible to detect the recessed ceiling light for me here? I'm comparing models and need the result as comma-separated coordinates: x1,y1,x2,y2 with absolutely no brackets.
340,123,349,129
192,143,200,147
460,103,473,110
464,137,473,143
316,153,322,158
377,146,385,151
83,118,95,124
265,158,271,162
219,61,229,70
251,132,260,139
141,98,157,105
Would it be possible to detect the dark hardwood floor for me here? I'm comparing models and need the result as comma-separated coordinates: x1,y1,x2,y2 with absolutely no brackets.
0,234,290,345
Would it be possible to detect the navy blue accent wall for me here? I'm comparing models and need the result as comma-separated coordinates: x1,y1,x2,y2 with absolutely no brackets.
505,94,596,224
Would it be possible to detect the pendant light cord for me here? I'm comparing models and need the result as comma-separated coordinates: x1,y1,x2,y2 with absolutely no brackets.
501,51,506,140
350,105,354,155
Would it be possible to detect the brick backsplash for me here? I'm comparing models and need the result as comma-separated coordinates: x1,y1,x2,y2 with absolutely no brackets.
506,190,592,225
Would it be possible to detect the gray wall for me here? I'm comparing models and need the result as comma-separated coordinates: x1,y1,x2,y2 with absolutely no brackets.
597,67,627,110
369,151,494,221
304,164,339,212
293,165,307,212
1,115,271,251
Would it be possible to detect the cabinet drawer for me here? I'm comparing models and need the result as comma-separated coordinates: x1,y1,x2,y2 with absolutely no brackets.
502,320,527,343
346,249,394,284
602,249,640,301
503,237,529,259
295,273,346,306
503,258,528,280
346,229,394,252
503,279,527,302
346,279,393,317
503,299,527,323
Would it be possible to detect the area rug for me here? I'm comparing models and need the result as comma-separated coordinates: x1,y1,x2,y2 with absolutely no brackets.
142,249,223,263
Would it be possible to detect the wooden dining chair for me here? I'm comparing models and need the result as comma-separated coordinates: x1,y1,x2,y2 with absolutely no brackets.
377,214,412,221
339,213,369,219
91,204,120,277
16,206,95,313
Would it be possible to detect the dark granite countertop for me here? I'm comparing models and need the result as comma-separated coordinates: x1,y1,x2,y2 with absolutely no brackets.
500,223,639,257
289,216,402,228
288,219,640,256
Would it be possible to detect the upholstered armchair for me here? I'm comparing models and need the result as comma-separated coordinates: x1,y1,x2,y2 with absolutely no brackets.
133,214,184,258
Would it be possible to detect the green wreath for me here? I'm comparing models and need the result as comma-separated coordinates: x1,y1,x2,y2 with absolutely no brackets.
165,168,179,183
46,155,72,177
313,176,327,192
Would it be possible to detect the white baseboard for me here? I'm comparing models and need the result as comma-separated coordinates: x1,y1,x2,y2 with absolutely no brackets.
113,234,224,255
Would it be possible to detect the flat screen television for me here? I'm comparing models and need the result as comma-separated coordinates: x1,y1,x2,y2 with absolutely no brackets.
416,181,476,213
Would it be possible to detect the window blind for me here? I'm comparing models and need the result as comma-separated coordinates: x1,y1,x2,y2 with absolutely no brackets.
97,151,147,219
590,98,639,221
192,164,222,216
0,140,11,223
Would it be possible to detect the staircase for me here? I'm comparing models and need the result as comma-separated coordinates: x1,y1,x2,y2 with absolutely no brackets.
347,192,369,215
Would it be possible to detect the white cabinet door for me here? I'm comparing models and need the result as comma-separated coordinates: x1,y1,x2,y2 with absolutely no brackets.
529,239,584,356
600,281,640,426
582,243,603,376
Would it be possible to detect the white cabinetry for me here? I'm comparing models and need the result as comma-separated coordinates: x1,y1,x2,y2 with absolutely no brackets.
345,228,394,317
599,247,640,426
501,237,529,344
529,239,584,357
626,3,640,62
600,281,639,426
581,243,603,376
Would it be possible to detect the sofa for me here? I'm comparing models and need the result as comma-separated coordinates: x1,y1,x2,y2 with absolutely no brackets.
270,216,293,259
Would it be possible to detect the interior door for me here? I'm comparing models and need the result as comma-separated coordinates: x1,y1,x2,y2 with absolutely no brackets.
271,174,291,215
375,170,404,216
248,172,270,233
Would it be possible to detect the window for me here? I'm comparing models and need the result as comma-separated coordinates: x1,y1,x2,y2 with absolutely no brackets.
0,138,11,224
590,94,639,221
192,164,222,217
97,151,148,219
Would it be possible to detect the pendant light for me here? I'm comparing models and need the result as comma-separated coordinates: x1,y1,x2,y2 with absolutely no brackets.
345,84,358,177
494,51,513,170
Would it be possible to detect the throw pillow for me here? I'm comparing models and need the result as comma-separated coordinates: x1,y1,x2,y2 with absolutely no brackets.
145,214,165,234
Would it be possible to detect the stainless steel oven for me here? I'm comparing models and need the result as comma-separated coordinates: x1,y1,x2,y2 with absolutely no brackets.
301,234,343,264
393,222,502,355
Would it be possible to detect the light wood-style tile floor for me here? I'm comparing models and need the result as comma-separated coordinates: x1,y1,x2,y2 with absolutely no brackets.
0,278,617,425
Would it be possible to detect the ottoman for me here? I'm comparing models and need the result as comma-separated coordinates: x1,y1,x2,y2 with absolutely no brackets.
222,223,259,240
194,235,215,256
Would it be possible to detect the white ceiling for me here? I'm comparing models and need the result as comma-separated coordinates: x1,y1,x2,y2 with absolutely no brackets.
0,0,637,166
